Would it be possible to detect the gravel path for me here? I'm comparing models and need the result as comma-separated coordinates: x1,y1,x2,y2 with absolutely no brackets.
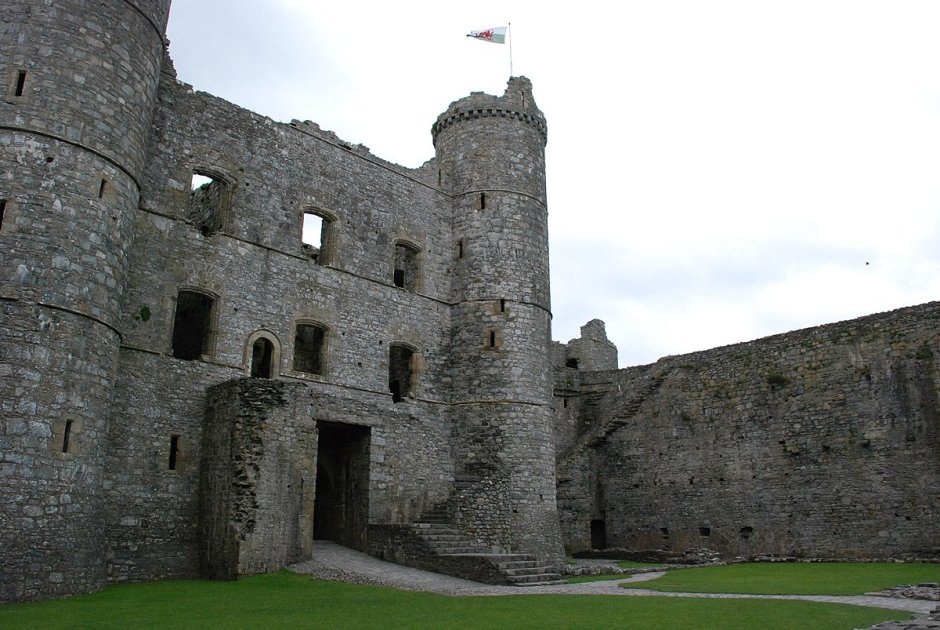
289,541,936,615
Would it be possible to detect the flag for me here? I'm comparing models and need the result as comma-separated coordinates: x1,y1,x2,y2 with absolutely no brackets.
467,27,507,44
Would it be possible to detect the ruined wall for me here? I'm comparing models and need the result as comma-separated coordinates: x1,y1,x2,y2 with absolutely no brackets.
553,321,618,459
198,378,458,579
105,61,457,581
562,320,618,372
200,379,316,579
557,303,940,559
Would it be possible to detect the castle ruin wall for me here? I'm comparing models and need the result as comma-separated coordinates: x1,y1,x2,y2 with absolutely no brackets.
557,302,940,559
104,58,458,582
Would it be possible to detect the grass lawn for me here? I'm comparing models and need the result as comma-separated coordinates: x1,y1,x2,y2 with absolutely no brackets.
0,571,910,630
623,562,940,596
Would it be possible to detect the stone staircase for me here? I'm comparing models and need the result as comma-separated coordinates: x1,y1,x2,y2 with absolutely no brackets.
411,507,565,586
585,370,670,447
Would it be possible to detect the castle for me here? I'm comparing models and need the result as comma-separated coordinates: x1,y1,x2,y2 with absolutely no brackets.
2,1,938,604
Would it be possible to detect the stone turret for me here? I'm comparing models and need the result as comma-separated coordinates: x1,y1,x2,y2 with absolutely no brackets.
433,78,563,563
0,0,172,602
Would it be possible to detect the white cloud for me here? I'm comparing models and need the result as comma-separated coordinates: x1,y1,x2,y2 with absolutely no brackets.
168,1,940,367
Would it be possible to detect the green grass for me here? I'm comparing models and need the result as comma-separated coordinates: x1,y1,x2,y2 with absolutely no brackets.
0,571,909,630
623,562,940,596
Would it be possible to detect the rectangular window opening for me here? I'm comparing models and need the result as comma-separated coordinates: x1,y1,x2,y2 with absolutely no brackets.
188,172,229,237
293,323,326,374
172,290,214,360
393,243,419,291
62,420,73,453
488,330,496,348
457,239,463,259
301,211,333,265
499,298,506,313
98,179,107,199
388,344,415,403
168,434,180,470
479,192,486,210
14,70,27,97
302,213,324,249
0,199,6,230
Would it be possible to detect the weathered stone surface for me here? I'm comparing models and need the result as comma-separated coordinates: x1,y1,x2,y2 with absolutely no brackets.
1,2,561,603
555,304,940,560
2,0,938,608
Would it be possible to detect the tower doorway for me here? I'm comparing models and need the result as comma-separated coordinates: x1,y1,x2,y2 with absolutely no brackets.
313,421,371,551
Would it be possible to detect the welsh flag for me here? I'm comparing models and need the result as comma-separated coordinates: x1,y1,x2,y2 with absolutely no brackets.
467,26,507,44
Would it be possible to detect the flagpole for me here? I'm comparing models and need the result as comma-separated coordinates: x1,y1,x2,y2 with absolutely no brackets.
508,22,514,77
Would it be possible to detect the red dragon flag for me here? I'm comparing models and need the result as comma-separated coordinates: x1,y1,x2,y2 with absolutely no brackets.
467,26,507,44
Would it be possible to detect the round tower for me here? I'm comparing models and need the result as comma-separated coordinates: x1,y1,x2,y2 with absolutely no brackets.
433,77,563,562
0,0,171,601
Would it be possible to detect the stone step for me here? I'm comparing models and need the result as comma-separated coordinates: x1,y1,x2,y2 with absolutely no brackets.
416,533,468,541
496,560,542,570
511,578,568,587
412,525,461,533
502,566,556,577
426,545,490,555
418,511,450,519
407,520,560,587
506,572,563,585
412,527,482,543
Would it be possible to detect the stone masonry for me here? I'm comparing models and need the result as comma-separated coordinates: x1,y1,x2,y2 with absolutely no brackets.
1,0,937,606
554,307,940,560
1,0,561,603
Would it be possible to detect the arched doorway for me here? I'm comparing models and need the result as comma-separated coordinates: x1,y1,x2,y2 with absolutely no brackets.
250,337,274,378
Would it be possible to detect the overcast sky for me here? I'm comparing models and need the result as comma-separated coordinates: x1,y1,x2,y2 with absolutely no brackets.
166,1,940,367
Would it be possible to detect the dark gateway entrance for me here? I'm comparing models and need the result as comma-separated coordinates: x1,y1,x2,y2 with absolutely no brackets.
314,421,371,551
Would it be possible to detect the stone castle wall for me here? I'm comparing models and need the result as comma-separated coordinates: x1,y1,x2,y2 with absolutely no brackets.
556,303,940,559
0,0,171,602
103,60,460,584
3,0,937,605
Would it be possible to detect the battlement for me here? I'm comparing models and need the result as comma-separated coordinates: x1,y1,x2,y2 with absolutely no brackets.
432,77,548,146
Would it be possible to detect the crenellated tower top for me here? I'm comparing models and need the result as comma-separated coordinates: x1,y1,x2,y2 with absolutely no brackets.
431,77,548,147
